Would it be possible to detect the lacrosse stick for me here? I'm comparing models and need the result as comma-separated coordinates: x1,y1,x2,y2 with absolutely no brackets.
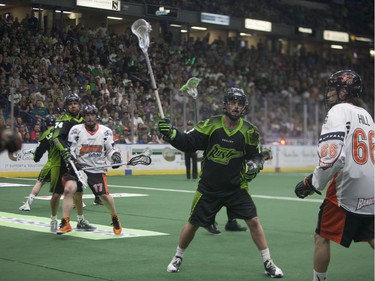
180,77,201,99
82,149,152,171
131,19,164,118
69,159,89,189
180,77,202,123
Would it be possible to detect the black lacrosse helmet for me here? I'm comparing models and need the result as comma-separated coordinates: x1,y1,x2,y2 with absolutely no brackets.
64,93,81,107
223,87,249,120
325,70,363,109
83,104,99,116
64,93,81,116
45,114,56,126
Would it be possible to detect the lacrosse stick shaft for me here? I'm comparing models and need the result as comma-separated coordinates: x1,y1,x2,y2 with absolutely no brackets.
69,159,87,188
82,162,130,171
143,51,164,118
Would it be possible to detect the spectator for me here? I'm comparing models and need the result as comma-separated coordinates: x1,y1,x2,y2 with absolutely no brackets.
132,111,144,128
29,122,42,142
121,127,132,144
31,99,49,121
113,118,124,136
23,131,31,143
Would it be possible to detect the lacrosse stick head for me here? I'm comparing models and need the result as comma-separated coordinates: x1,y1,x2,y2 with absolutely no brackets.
128,154,152,166
180,77,201,99
131,19,152,53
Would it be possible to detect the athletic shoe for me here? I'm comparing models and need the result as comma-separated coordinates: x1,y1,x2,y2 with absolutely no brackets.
57,217,72,235
93,197,103,205
205,223,221,235
76,219,96,231
264,259,284,278
225,220,247,232
111,215,122,235
19,201,31,211
50,219,58,232
167,256,183,272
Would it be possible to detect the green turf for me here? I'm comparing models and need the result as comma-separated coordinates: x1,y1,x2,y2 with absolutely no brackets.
0,174,373,281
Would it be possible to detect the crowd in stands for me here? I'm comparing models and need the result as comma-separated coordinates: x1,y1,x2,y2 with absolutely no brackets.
0,8,373,146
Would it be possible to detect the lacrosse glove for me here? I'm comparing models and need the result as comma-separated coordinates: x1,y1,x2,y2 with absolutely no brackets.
261,147,273,160
111,152,122,169
62,148,73,167
245,157,264,182
62,149,82,170
158,118,177,140
295,174,322,199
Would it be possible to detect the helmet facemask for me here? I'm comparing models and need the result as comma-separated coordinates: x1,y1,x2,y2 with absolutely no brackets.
83,105,99,131
64,93,81,116
223,88,249,121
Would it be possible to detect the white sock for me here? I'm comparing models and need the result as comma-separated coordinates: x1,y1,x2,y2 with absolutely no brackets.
77,215,84,221
260,248,271,262
51,215,57,221
313,270,327,281
175,246,185,258
28,194,35,205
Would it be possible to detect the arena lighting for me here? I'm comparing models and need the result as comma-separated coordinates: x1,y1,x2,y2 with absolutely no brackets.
323,30,349,42
244,18,272,32
56,10,72,14
107,16,123,20
331,44,344,49
191,26,207,30
298,27,313,34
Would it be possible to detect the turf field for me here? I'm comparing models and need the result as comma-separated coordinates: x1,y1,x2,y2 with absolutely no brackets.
0,173,373,281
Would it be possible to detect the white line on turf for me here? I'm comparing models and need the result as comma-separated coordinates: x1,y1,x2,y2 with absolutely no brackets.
6,177,322,203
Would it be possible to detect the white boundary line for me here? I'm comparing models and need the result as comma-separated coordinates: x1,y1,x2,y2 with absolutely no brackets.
8,177,323,204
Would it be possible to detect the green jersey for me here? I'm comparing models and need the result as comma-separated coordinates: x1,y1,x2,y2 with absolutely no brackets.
169,115,261,196
34,127,60,166
52,112,84,166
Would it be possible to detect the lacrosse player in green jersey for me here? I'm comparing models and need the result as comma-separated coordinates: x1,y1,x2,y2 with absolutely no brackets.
51,93,96,234
19,115,58,214
159,88,283,278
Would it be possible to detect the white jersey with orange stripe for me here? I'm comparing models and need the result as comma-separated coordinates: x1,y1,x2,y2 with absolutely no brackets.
68,123,118,174
312,102,374,215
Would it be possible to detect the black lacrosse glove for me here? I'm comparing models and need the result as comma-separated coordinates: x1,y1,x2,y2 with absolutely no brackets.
111,152,122,169
295,174,322,199
245,156,264,183
62,148,73,167
158,118,176,140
